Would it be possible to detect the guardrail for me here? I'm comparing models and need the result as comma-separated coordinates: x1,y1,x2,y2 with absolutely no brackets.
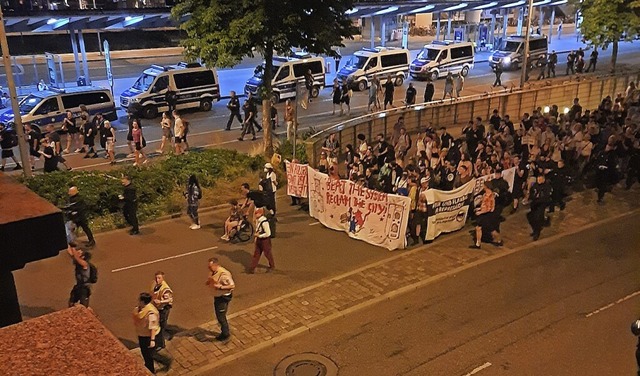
304,70,640,167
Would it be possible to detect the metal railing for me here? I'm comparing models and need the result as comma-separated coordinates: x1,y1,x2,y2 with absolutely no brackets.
304,70,640,167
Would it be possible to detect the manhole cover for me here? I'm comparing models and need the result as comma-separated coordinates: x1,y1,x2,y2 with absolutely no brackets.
274,353,338,376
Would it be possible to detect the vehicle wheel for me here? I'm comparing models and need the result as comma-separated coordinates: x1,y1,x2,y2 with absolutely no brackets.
142,105,158,119
394,75,404,86
271,92,280,104
311,85,320,98
430,70,439,80
200,100,212,112
237,221,254,242
357,80,367,92
460,66,469,77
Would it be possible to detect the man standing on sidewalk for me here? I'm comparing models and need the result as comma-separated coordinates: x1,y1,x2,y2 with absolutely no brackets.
248,207,275,274
132,292,160,374
566,51,576,76
206,257,235,341
225,91,242,131
527,173,552,241
547,50,557,78
585,49,598,72
119,176,140,235
151,271,173,350
238,98,258,141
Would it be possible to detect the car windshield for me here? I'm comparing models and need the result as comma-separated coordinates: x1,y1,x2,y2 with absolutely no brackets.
500,41,521,52
254,64,280,79
18,94,43,113
346,55,369,69
417,48,440,61
132,73,156,91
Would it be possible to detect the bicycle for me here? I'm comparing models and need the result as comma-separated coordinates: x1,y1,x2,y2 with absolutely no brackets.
229,215,254,243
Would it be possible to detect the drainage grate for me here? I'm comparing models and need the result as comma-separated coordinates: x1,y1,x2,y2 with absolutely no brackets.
274,353,339,376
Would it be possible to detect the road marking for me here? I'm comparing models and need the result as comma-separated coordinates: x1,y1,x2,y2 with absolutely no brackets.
111,246,219,273
463,362,492,376
308,221,321,226
585,290,640,318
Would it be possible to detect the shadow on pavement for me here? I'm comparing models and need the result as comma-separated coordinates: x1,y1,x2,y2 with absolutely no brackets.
218,248,252,269
19,305,56,319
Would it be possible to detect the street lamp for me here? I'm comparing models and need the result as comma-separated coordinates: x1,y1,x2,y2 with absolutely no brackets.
0,8,32,177
520,0,535,88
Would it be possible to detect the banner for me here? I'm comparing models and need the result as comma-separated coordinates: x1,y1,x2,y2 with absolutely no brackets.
307,167,410,251
285,161,308,198
425,180,475,241
473,167,516,209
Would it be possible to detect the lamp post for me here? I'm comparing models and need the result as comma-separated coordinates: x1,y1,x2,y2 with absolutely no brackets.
0,8,32,177
520,0,535,88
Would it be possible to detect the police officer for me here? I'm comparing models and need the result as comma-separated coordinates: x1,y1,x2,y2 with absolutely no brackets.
566,51,576,75
206,257,235,341
594,137,618,204
536,56,547,80
424,78,435,102
67,186,96,247
67,242,92,307
586,49,599,72
492,63,503,87
548,159,568,212
225,91,242,131
527,172,552,241
132,292,160,374
119,176,140,235
547,50,557,78
151,271,173,350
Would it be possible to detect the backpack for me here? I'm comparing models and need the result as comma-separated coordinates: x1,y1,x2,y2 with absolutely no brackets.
258,219,275,238
8,131,18,147
88,263,99,284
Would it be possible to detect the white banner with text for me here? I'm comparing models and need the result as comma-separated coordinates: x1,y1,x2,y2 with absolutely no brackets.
285,161,309,198
425,180,475,241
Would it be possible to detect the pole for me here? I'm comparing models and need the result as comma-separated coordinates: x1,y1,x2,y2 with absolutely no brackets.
520,0,534,88
0,7,32,177
549,7,556,43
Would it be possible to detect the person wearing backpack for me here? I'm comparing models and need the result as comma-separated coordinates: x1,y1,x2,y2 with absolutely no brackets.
67,242,97,308
247,207,275,274
0,122,22,171
185,174,202,230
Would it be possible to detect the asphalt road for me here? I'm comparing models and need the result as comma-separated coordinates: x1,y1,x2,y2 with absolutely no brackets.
212,212,640,376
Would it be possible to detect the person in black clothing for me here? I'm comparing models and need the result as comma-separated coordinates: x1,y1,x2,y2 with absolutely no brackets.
270,102,278,130
489,109,501,130
586,50,598,72
120,176,140,235
126,112,142,157
374,133,392,169
83,118,98,159
405,83,417,106
25,123,41,171
383,75,395,109
225,91,242,131
536,56,547,80
594,138,618,203
238,99,258,141
0,123,22,171
626,136,640,190
67,242,92,308
527,173,552,241
67,186,96,247
439,127,454,149
241,182,275,215
302,69,314,109
165,89,178,112
92,113,106,157
492,63,503,87
566,51,576,75
568,98,583,122
424,79,435,102
548,159,567,212
39,134,59,173
547,50,557,78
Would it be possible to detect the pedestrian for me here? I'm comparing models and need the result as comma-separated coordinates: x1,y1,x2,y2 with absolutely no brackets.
205,257,235,341
575,55,585,74
173,110,185,155
131,119,147,166
125,111,138,158
181,114,191,151
225,91,242,131
341,82,352,115
67,242,93,308
67,186,96,247
61,110,78,154
185,174,202,230
331,78,343,115
536,56,547,80
367,76,379,112
526,173,552,241
557,20,563,39
238,98,258,141
157,112,172,153
322,133,340,166
119,176,140,235
45,124,72,171
151,271,173,350
301,69,314,110
334,48,341,72
24,123,40,171
165,89,178,113
92,113,107,158
443,72,454,99
405,82,417,106
470,182,503,249
455,74,464,98
270,102,278,130
81,107,97,159
76,104,89,153
594,136,618,203
492,63,503,87
548,159,567,212
132,292,160,374
424,78,435,102
284,99,295,141
586,49,598,72
103,121,116,165
383,74,395,109
566,51,575,75
39,134,59,173
248,207,275,273
263,162,277,210
547,50,557,78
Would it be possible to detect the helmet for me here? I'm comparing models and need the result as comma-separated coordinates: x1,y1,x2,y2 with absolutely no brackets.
631,319,640,336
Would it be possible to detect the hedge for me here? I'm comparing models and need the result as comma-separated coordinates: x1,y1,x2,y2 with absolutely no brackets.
21,149,264,230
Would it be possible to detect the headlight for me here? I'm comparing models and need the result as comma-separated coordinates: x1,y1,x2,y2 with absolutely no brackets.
129,97,140,103
502,57,511,65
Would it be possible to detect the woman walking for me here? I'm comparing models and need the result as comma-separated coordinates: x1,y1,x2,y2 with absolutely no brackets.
331,78,343,115
131,120,148,166
157,111,173,153
341,82,352,116
104,120,116,165
61,110,78,154
470,182,503,249
186,174,202,230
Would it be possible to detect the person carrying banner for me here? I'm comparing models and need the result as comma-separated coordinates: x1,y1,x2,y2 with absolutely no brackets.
470,181,503,249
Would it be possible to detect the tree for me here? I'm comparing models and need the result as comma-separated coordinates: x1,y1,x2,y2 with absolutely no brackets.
172,0,358,157
570,0,640,72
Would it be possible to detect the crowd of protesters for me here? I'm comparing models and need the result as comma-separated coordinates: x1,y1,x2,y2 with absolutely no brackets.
319,82,640,247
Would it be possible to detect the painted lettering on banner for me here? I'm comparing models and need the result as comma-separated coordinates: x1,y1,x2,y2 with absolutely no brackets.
285,160,309,198
425,180,475,241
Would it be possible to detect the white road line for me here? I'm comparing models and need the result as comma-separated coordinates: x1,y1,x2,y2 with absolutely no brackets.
308,221,321,226
463,362,492,376
111,246,219,273
585,290,640,318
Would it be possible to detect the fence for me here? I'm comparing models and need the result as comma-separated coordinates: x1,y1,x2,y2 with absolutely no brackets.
304,70,640,167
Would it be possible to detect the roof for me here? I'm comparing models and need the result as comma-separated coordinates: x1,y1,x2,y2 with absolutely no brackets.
35,86,111,96
0,306,151,376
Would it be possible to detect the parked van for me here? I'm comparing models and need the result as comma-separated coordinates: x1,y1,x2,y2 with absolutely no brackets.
336,47,410,91
0,86,116,130
120,62,220,119
244,54,326,103
489,35,548,70
410,41,474,80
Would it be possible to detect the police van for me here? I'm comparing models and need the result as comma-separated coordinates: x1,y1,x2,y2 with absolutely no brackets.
0,86,116,130
120,62,220,119
336,47,410,91
409,41,475,80
489,35,548,70
244,54,325,103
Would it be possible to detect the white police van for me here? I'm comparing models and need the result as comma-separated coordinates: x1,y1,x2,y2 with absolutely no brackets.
336,47,410,91
410,41,475,80
244,53,326,103
489,35,548,70
120,62,220,119
0,86,116,130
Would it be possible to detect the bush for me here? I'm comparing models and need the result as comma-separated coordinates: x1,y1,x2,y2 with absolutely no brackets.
21,149,264,231
275,139,308,164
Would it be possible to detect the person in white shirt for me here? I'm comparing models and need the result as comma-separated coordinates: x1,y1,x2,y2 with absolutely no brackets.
173,110,184,155
132,292,160,373
206,258,235,341
247,207,275,274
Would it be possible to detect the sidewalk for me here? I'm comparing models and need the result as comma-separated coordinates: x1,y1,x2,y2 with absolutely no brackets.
150,185,640,375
